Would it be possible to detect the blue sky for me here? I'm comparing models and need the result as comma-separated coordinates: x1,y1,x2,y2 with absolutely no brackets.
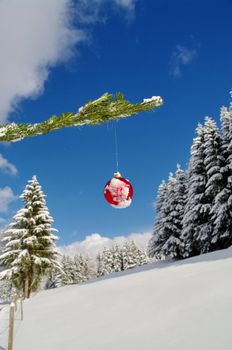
0,0,232,246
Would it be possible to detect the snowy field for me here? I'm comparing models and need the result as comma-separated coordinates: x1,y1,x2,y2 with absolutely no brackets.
1,248,232,350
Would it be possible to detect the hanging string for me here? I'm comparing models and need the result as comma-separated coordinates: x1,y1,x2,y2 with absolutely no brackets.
114,121,119,172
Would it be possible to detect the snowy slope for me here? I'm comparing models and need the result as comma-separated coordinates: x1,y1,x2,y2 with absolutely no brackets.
1,248,232,350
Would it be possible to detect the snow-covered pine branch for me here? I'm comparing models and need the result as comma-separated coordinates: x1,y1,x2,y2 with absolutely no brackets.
0,93,163,142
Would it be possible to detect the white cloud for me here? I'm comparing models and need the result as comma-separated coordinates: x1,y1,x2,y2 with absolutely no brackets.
0,0,85,122
170,45,198,77
0,0,137,123
75,0,137,24
0,154,17,175
0,187,17,213
60,231,152,257
114,0,137,11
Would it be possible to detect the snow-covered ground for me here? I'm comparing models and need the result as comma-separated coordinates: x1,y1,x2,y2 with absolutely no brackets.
1,248,232,350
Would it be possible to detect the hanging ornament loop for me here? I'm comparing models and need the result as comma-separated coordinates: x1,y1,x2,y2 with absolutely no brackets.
114,121,119,172
103,121,133,209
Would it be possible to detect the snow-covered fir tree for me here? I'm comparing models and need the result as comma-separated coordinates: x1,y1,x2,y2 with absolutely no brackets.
211,97,232,249
96,252,105,277
148,172,186,259
147,181,168,258
46,253,94,288
161,166,187,259
202,117,224,251
45,267,64,289
72,254,86,283
73,254,94,283
133,242,148,266
60,255,75,286
181,118,224,257
0,176,61,298
181,124,208,257
111,245,122,272
97,247,120,276
97,242,147,276
46,255,75,288
121,241,145,270
97,248,114,276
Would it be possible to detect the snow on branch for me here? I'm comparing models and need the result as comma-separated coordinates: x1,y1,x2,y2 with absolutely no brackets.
0,93,163,142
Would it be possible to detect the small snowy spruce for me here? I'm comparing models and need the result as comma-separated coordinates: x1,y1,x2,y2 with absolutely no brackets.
135,244,148,266
47,254,94,287
111,244,123,272
0,176,60,298
97,248,114,276
162,166,187,259
97,242,147,276
149,171,186,259
59,255,75,286
121,241,146,270
148,181,168,258
96,252,105,277
73,254,94,282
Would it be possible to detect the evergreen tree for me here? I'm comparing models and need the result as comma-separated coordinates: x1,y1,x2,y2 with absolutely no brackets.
73,254,85,283
97,248,114,276
111,245,123,272
130,241,148,266
211,97,232,249
148,181,168,258
181,124,207,257
121,241,140,270
97,242,147,275
59,255,75,286
203,117,224,250
45,268,64,289
46,254,94,288
0,176,60,298
84,255,97,280
181,119,223,257
73,254,93,283
96,252,105,277
162,166,187,258
149,172,185,259
137,249,149,266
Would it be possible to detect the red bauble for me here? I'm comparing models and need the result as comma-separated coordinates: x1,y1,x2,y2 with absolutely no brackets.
104,172,133,208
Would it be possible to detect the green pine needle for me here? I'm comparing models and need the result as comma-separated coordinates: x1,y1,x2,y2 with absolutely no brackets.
0,93,163,142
